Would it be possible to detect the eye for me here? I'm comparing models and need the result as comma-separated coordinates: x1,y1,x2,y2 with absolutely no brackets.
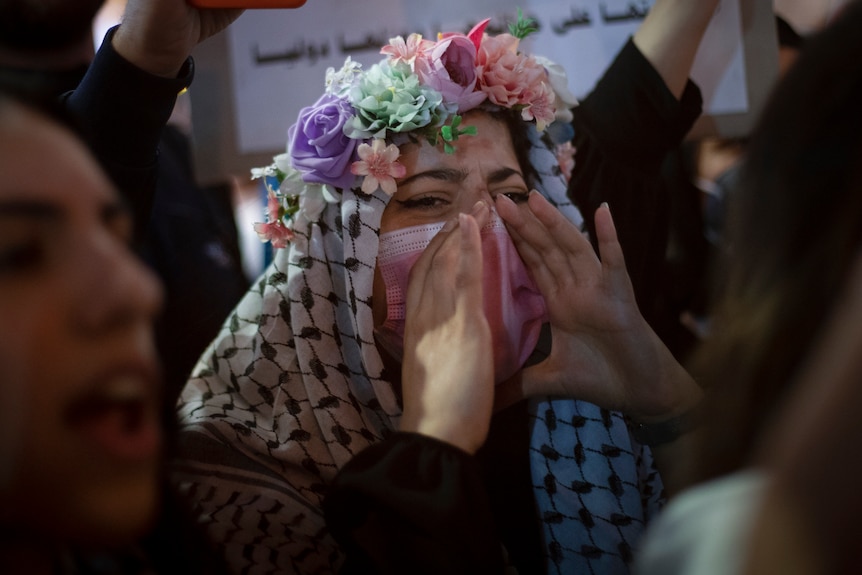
395,194,451,210
499,190,530,204
0,240,44,274
102,203,134,246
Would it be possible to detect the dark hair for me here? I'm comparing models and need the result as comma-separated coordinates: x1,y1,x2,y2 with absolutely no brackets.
689,0,862,483
0,0,106,51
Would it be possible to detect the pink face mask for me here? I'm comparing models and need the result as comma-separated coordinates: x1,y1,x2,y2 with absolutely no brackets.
374,210,548,384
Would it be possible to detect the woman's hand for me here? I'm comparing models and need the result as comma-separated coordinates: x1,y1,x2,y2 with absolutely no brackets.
495,192,701,422
398,202,494,454
112,0,245,78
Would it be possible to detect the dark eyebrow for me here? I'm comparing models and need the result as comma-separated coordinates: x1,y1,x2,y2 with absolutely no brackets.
0,197,130,227
0,199,62,221
397,166,524,188
487,167,525,185
398,168,468,188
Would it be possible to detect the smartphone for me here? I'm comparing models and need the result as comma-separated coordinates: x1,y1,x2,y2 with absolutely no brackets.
188,0,307,7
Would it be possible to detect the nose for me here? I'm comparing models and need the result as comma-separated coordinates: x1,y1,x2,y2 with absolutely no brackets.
71,229,164,336
456,185,495,215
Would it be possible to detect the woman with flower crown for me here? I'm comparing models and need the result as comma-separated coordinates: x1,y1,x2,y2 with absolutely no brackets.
174,2,716,573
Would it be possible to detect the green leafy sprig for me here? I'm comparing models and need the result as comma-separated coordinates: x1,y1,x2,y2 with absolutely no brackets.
271,169,300,219
508,8,538,40
439,115,478,154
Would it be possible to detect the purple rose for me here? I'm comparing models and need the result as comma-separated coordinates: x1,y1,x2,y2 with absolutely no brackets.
416,34,487,113
287,93,359,189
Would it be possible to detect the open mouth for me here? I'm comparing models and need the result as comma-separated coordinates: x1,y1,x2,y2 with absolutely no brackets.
64,376,162,462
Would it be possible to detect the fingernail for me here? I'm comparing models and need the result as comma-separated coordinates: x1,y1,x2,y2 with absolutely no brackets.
471,200,487,215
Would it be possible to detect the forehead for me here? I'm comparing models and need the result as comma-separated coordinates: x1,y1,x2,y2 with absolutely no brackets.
0,101,115,206
397,111,518,174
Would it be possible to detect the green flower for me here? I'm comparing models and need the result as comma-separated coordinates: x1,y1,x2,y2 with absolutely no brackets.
345,61,446,139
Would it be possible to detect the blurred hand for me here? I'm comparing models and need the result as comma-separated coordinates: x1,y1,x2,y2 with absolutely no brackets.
398,202,494,454
495,191,701,422
112,0,245,77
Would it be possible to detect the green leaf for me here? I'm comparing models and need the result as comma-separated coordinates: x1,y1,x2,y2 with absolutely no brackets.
508,8,538,40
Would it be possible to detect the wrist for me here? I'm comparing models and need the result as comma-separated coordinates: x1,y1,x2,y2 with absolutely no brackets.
112,22,189,79
399,412,486,455
629,348,702,447
629,407,699,447
630,328,705,423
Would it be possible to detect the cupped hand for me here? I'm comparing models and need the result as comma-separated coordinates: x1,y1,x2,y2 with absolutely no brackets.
398,202,494,454
113,0,245,78
495,192,701,422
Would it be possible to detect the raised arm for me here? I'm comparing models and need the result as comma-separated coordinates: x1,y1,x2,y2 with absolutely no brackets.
112,0,243,78
633,0,722,99
568,0,721,345
65,0,243,243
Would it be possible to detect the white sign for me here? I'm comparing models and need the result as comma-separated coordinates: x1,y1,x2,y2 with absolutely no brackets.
189,0,776,183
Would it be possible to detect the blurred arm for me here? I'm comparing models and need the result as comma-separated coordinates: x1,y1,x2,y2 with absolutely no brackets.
633,0,722,98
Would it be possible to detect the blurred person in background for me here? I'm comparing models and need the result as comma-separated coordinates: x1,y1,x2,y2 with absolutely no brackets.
0,0,251,439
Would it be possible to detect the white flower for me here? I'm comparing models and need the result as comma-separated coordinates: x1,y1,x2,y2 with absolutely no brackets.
274,152,292,173
278,165,343,226
325,57,363,97
534,55,579,124
298,183,341,225
250,163,278,180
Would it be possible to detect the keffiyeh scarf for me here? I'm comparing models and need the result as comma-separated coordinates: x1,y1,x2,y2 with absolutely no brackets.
173,126,663,574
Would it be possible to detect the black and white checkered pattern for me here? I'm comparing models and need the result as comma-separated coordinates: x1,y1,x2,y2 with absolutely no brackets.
173,121,661,574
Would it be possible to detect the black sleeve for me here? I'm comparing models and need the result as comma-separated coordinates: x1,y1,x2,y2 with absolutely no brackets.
323,432,506,575
569,37,702,327
63,25,194,245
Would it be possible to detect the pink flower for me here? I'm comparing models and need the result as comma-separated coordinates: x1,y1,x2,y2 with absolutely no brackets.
555,141,577,183
350,138,406,196
381,33,431,66
519,82,556,131
415,33,487,112
476,34,549,112
253,188,295,248
465,18,491,51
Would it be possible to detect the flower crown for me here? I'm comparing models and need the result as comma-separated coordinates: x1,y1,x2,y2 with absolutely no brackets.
252,10,577,248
